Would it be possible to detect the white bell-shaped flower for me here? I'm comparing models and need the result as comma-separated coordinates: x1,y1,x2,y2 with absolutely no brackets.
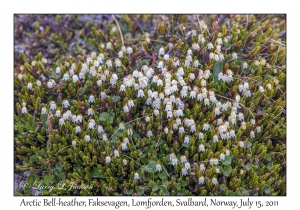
134,172,140,180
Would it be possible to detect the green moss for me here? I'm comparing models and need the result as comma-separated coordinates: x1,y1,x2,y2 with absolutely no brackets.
14,14,286,196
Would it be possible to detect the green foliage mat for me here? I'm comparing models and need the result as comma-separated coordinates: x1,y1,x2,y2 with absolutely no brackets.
14,14,286,196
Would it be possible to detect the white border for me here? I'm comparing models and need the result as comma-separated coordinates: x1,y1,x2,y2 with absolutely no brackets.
1,0,297,209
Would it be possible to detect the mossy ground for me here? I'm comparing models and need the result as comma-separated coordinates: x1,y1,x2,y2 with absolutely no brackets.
14,14,286,196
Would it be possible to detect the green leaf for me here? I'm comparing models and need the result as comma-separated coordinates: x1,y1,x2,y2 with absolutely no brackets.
152,139,165,147
141,165,154,173
244,141,252,148
182,143,190,148
132,134,140,140
42,114,48,129
29,116,35,128
99,112,109,121
213,61,223,85
112,95,119,102
116,129,124,137
111,135,117,142
243,67,251,74
236,191,243,196
242,188,249,196
226,190,236,196
24,171,31,176
236,60,242,68
125,124,133,130
54,168,60,175
74,166,83,171
176,184,181,190
267,162,273,170
36,150,43,158
59,173,65,180
99,112,114,123
219,184,226,191
135,186,144,195
223,165,232,177
159,171,168,180
91,171,100,178
262,184,271,194
222,156,232,165
207,140,214,146
30,156,37,163
140,153,147,158
216,166,224,173
181,181,188,187
26,174,36,184
147,181,158,192
177,189,184,196
142,160,157,173
17,124,24,133
147,181,155,188
162,177,169,185
125,189,133,195
245,163,253,171
108,113,115,124
265,154,272,161
158,138,165,146
148,160,157,168
159,184,167,192
113,127,124,137
55,162,63,171
44,175,54,185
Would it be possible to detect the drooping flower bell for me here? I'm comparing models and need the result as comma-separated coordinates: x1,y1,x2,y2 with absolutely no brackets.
88,95,95,103
199,144,205,152
63,100,70,108
181,168,188,176
199,176,205,185
212,177,218,185
59,118,65,126
200,163,205,171
21,106,27,114
41,107,47,115
155,163,162,172
134,172,140,180
159,47,165,56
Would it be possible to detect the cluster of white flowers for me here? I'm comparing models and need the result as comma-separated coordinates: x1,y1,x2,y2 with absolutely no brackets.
22,37,268,183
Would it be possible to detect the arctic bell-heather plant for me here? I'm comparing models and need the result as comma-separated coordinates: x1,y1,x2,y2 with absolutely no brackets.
14,14,286,196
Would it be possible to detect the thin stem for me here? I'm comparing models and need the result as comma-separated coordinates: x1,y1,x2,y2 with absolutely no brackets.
112,15,124,47
161,164,170,177
48,145,73,155
215,93,255,118
107,115,149,141
121,154,141,166
196,15,202,34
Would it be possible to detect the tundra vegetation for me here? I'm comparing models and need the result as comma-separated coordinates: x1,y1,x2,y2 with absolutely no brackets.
14,14,286,196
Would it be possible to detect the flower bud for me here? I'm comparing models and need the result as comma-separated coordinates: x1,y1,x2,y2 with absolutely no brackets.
122,159,127,165
105,156,111,164
85,135,91,143
72,140,76,147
